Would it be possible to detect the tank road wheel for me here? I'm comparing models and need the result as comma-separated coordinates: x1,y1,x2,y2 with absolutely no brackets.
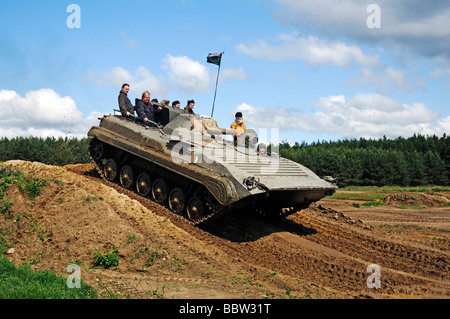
168,188,186,215
104,159,118,182
136,172,151,197
186,196,206,222
255,208,266,217
90,139,104,161
152,178,168,204
255,207,283,219
119,165,134,189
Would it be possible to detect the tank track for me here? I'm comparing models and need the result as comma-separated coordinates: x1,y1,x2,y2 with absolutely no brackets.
88,143,228,227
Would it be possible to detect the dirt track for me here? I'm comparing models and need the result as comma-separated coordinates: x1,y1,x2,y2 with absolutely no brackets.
1,160,449,299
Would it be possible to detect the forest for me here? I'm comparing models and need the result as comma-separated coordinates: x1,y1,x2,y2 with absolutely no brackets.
277,134,449,187
0,137,90,166
0,134,448,187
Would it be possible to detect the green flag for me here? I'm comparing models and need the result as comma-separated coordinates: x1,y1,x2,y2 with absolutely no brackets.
207,53,221,66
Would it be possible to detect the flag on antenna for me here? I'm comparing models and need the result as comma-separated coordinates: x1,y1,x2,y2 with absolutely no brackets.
207,52,224,117
207,53,222,66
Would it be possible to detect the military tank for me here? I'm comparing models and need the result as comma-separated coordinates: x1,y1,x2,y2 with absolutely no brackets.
87,106,337,225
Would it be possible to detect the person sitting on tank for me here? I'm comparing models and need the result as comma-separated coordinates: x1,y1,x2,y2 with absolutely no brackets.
172,100,181,109
160,100,170,108
118,83,134,117
149,98,164,113
157,99,171,126
184,99,195,115
136,91,161,125
257,143,267,156
230,112,246,145
148,98,171,125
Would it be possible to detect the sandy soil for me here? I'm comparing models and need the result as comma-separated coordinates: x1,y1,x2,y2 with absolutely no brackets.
1,160,449,299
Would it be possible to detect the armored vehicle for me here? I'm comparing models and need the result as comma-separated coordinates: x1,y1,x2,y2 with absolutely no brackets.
88,106,337,225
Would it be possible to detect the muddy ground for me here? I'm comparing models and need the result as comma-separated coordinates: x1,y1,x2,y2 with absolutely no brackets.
1,160,449,299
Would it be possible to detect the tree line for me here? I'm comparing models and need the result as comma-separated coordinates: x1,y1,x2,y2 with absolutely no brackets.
0,137,91,166
277,134,450,187
0,134,449,187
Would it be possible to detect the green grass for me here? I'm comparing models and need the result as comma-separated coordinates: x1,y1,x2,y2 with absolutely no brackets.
92,247,120,269
0,256,97,299
398,205,426,210
337,185,450,193
0,166,49,202
361,199,385,207
0,165,98,299
328,185,450,201
328,192,388,201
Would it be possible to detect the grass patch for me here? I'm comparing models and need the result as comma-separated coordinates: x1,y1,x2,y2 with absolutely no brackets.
0,256,97,299
132,247,160,268
0,181,98,299
1,198,14,217
328,192,388,201
25,178,48,199
0,166,49,201
398,205,426,210
92,246,120,269
361,199,385,207
169,256,189,273
338,185,450,193
329,185,450,202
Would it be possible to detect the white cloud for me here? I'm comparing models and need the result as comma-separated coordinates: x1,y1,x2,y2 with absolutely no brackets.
235,33,379,68
430,56,450,85
437,116,450,133
84,66,167,97
272,0,450,59
234,93,447,139
119,31,138,51
347,66,426,93
268,0,450,86
0,89,101,139
162,54,210,93
220,67,250,82
85,58,249,97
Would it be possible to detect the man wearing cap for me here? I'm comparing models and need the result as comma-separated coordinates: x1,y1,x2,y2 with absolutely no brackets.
231,112,246,145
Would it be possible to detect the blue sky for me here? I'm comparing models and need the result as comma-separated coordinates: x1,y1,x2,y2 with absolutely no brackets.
0,0,449,143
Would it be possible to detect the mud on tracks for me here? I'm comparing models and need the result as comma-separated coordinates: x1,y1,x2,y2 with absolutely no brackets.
1,161,449,299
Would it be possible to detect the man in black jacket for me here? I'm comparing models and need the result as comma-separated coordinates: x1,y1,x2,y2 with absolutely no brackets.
184,99,195,115
136,91,161,124
118,83,134,117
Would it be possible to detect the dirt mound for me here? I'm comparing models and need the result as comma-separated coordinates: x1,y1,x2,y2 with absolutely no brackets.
1,160,449,299
1,160,253,298
383,193,450,207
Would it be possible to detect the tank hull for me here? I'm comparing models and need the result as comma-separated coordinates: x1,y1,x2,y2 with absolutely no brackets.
88,113,337,224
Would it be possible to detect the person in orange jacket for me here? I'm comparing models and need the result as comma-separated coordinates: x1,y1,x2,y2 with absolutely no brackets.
230,112,246,145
